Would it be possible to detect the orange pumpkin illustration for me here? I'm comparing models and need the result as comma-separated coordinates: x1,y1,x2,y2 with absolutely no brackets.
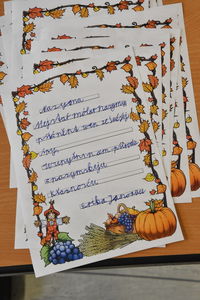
135,201,177,241
189,163,200,191
171,168,186,197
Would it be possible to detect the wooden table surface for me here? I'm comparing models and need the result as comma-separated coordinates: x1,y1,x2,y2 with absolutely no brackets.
0,0,200,270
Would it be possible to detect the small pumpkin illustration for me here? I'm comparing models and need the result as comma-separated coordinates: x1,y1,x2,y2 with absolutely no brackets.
135,200,177,240
189,163,200,191
171,168,186,197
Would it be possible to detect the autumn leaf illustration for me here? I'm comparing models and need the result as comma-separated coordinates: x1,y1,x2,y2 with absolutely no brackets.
17,85,32,97
60,74,69,84
148,75,159,89
145,20,156,28
135,56,141,66
69,75,78,88
33,206,43,216
181,62,185,71
182,77,188,88
80,7,89,18
47,47,62,52
133,5,144,11
139,120,149,133
25,39,32,51
20,118,31,130
72,4,81,14
50,9,65,19
150,105,158,115
22,154,31,169
22,144,30,154
170,59,175,71
139,139,152,152
29,171,38,183
28,7,43,19
145,61,157,71
30,151,38,160
22,132,32,141
15,102,26,113
56,35,73,40
121,63,133,72
162,64,167,77
145,173,155,182
130,111,140,121
121,85,134,94
107,5,115,14
143,154,151,166
118,1,129,11
0,61,4,66
157,184,166,194
23,23,35,33
38,81,53,93
142,83,153,93
38,60,53,71
95,69,104,81
162,109,167,120
136,104,145,114
162,93,166,103
0,71,6,80
127,76,138,88
34,193,46,203
106,61,117,72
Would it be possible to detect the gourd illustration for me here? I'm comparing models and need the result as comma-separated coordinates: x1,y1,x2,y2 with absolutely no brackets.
189,163,200,191
135,200,177,241
171,168,186,197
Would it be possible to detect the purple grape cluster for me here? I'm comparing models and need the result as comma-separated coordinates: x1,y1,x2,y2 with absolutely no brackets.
118,213,136,233
49,240,83,265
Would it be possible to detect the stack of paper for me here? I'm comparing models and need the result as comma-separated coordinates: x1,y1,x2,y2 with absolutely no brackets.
0,0,199,277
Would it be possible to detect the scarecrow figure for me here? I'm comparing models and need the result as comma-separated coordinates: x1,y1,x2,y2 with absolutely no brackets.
34,200,70,245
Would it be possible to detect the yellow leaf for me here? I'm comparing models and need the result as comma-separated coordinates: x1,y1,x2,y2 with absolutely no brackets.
143,154,151,166
162,93,166,103
152,121,159,133
60,74,69,84
95,69,104,81
182,77,188,88
81,73,88,78
20,49,26,55
181,62,185,71
29,171,38,183
22,144,30,154
162,109,167,120
139,120,149,133
49,9,65,19
133,5,144,11
34,193,46,203
121,63,133,72
162,149,166,156
107,5,115,14
130,112,140,121
80,7,89,18
72,4,81,14
23,23,35,33
17,129,22,135
69,75,78,88
38,81,53,93
33,185,38,191
22,132,32,141
136,104,145,114
142,83,153,93
121,85,134,94
15,101,26,113
145,61,157,71
0,72,6,80
150,105,158,115
93,7,100,12
30,151,38,160
145,173,155,182
153,159,159,166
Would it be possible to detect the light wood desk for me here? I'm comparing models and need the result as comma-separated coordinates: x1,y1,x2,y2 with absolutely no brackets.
0,0,200,274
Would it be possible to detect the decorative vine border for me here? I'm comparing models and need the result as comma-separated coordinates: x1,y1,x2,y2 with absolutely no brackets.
21,0,145,53
12,55,168,264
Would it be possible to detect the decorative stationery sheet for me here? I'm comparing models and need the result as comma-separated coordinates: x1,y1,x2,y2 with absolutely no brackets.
2,49,183,277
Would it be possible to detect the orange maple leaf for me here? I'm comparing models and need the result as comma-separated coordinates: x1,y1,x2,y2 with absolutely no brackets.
39,60,54,71
17,85,32,97
118,1,129,11
148,75,159,89
20,118,31,130
162,64,167,77
106,61,117,72
145,20,156,28
25,39,33,51
127,76,138,89
47,47,62,52
22,154,31,169
29,171,38,183
139,139,152,152
28,7,43,19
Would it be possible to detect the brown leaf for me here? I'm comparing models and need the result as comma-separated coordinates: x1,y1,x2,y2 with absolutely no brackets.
142,83,153,93
121,63,133,72
22,154,31,169
121,85,134,94
23,23,35,33
29,171,38,183
22,132,32,141
107,5,115,14
38,81,53,93
69,75,78,88
20,118,31,130
127,76,138,89
15,101,26,113
148,75,159,89
72,4,81,15
95,69,104,81
0,71,6,80
34,193,46,203
106,61,117,72
80,7,89,18
50,9,65,19
60,74,69,84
